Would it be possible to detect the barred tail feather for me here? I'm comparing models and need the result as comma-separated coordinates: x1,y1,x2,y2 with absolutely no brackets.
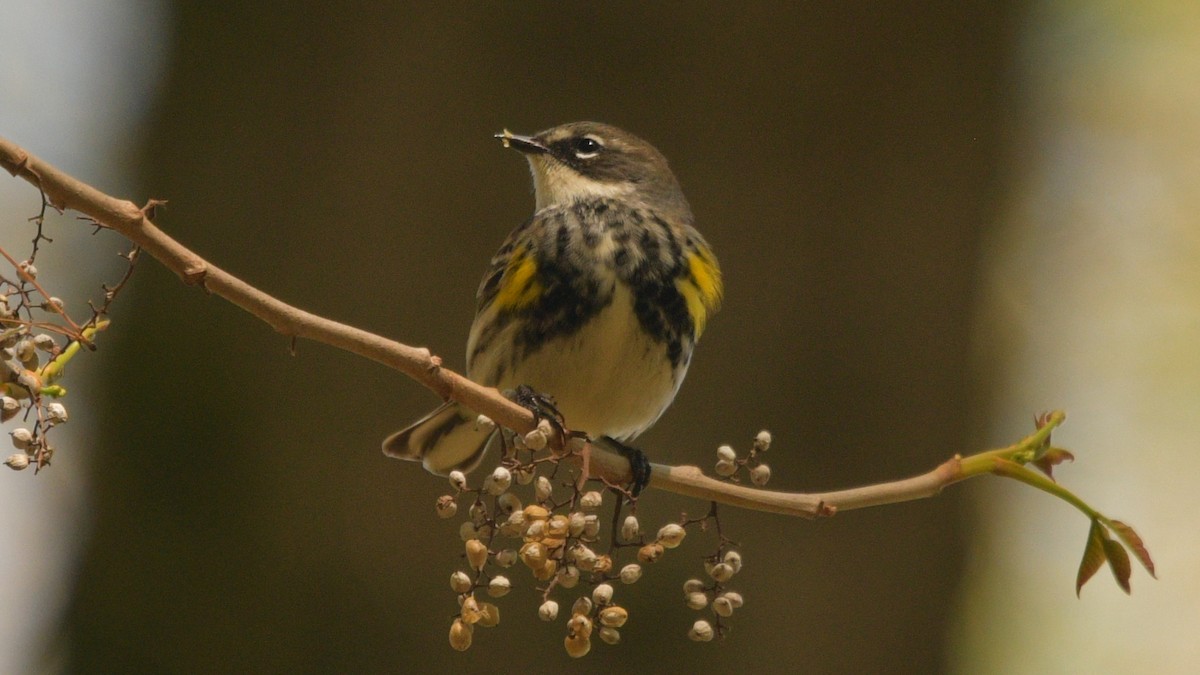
382,402,496,475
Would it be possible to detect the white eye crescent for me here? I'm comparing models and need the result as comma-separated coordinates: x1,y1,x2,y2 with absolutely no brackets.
572,136,603,159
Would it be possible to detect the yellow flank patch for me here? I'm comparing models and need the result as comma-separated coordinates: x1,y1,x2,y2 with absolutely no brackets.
494,246,543,311
677,248,723,338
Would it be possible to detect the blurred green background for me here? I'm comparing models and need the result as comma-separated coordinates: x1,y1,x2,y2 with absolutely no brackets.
3,1,1195,673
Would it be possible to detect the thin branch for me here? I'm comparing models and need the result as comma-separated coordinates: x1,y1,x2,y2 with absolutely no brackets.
0,135,1048,519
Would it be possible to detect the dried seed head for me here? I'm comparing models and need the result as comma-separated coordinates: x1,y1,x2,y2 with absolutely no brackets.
568,612,593,639
750,463,771,486
716,445,737,462
538,600,560,622
525,519,546,540
499,511,526,537
592,554,613,574
487,575,511,598
519,542,548,570
523,504,550,521
618,563,642,584
719,591,744,609
656,523,686,549
591,583,614,606
448,470,468,492
460,595,483,624
546,514,570,538
450,570,473,593
567,510,586,537
754,430,772,452
688,619,715,642
465,539,489,571
572,544,598,571
449,618,472,651
723,550,743,574
683,579,705,595
436,495,458,519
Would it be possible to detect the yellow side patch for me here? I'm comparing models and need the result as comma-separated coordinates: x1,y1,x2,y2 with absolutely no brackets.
494,246,543,311
676,247,723,338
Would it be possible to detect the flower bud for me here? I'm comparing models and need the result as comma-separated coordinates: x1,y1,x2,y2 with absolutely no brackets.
5,453,29,471
495,549,518,568
448,470,467,491
567,511,586,537
513,463,535,485
564,632,591,658
567,612,593,639
475,414,496,433
534,475,553,502
618,563,642,584
499,510,526,537
519,541,547,569
637,543,664,564
683,578,706,595
620,515,640,542
556,565,580,589
685,592,709,610
538,600,559,622
571,596,593,617
598,605,628,628
754,430,772,452
591,583,614,606
688,619,715,642
712,595,735,617
10,428,33,450
497,492,522,514
450,570,472,593
750,463,771,486
533,559,558,581
716,444,737,462
32,334,56,353
572,545,598,571
598,626,621,645
465,539,488,571
523,504,550,521
17,260,35,278
592,554,613,574
484,466,512,495
523,427,548,451
708,562,735,582
582,514,600,539
723,550,743,574
460,595,483,624
546,514,570,538
656,523,686,549
436,495,458,519
721,591,744,608
477,602,500,627
579,491,603,510
449,618,472,651
488,575,511,598
1,397,19,423
714,459,737,477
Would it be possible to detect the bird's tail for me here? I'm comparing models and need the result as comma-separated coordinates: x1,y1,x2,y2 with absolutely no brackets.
382,402,496,475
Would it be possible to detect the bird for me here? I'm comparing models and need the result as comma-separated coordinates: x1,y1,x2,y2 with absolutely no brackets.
383,121,721,494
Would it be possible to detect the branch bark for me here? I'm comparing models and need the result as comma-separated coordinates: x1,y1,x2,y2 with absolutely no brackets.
0,135,1015,518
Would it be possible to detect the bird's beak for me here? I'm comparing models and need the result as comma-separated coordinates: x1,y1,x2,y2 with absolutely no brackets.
495,129,549,155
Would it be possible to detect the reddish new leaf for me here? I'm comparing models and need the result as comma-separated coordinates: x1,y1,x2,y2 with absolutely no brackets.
1109,520,1156,578
1076,519,1107,597
1032,447,1075,481
1101,531,1132,594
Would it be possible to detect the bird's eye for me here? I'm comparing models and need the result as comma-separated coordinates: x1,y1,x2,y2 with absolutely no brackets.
572,136,603,159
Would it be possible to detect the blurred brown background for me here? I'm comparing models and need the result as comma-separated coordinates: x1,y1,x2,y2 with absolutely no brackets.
59,2,1016,672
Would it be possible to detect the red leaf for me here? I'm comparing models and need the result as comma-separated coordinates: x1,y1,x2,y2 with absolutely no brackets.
1101,532,1132,594
1109,520,1156,578
1076,519,1107,597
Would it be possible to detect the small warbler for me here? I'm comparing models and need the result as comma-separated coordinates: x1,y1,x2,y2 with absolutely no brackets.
383,122,721,493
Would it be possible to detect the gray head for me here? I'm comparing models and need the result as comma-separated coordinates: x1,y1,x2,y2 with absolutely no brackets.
496,122,692,221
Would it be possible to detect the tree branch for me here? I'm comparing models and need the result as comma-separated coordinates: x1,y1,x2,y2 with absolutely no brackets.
0,135,1055,518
